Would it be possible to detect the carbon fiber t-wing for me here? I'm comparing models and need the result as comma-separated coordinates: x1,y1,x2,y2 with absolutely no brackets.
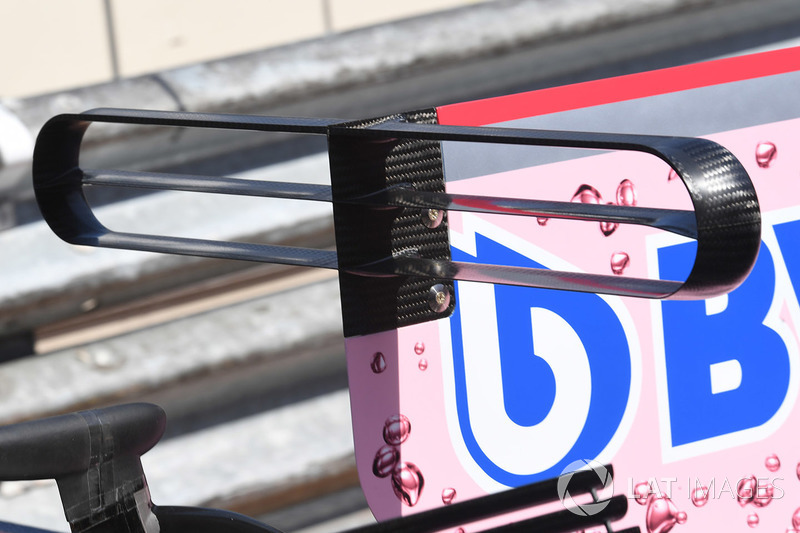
32,108,761,335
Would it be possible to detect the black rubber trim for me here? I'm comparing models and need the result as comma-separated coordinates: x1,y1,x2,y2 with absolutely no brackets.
0,403,165,533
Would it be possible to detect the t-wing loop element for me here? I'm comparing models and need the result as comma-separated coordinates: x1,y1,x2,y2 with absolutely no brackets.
32,108,760,331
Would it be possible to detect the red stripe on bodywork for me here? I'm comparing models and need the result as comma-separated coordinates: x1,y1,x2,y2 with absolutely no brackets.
437,46,800,126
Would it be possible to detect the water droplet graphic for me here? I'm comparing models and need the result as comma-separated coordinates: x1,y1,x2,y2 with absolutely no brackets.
600,203,618,236
755,142,777,168
383,414,411,445
792,507,800,529
414,342,425,355
372,445,399,478
371,352,387,374
634,482,651,505
537,217,548,226
599,223,619,237
392,462,424,506
456,529,465,533
645,495,683,533
611,252,630,275
668,169,679,181
796,462,800,481
746,512,759,528
676,512,687,525
690,486,709,507
442,487,457,505
765,454,781,472
616,179,637,207
753,482,774,508
572,184,602,204
418,359,428,371
737,476,757,506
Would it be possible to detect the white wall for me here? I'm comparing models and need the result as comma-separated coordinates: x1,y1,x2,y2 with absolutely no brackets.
0,0,490,98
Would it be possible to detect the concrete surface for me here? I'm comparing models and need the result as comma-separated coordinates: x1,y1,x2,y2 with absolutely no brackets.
0,275,342,424
0,153,332,338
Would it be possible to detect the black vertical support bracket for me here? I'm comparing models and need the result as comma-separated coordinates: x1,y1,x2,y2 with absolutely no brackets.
328,110,455,337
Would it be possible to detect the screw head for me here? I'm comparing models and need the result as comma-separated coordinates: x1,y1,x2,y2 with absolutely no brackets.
423,208,444,228
428,284,450,313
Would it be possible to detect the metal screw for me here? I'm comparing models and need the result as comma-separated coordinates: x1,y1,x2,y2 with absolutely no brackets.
428,284,450,313
423,208,444,228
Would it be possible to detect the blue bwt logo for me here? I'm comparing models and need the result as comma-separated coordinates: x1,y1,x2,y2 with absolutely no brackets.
444,212,800,484
654,215,800,460
446,226,637,487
